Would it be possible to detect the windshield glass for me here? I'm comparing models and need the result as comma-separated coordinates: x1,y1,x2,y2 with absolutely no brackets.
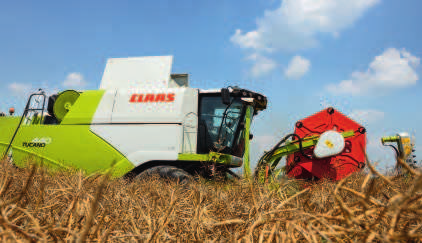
198,96,244,154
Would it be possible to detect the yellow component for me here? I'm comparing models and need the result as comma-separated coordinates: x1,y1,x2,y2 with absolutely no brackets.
401,137,412,159
382,133,414,160
325,140,334,148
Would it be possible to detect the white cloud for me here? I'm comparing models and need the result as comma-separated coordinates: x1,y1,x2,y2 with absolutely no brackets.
247,54,277,77
252,135,278,150
284,55,311,80
348,109,385,125
8,82,32,96
250,134,279,165
231,30,269,51
62,72,87,88
327,48,420,95
366,134,396,170
231,0,380,52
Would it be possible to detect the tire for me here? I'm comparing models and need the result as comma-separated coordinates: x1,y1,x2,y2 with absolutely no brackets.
136,166,194,184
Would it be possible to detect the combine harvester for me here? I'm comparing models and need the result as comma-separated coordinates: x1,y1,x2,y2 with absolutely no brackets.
0,56,417,181
0,56,267,180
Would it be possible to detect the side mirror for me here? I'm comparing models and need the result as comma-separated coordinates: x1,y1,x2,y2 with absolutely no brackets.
221,88,231,105
249,134,254,141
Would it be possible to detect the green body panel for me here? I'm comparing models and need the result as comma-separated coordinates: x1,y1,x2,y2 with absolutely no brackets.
61,90,105,125
9,125,134,177
242,106,253,177
0,117,20,157
0,90,134,178
178,151,243,167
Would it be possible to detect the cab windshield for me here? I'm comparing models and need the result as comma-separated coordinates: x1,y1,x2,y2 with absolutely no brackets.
198,95,245,156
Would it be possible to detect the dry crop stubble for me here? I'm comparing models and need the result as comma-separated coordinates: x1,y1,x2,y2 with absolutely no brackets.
0,158,420,242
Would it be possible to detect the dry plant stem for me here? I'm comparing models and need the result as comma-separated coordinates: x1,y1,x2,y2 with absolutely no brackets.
0,173,12,197
0,158,421,242
0,207,39,242
333,177,354,227
397,158,421,177
99,220,117,242
339,186,383,206
366,159,398,193
76,173,109,243
147,190,177,243
34,166,46,213
92,209,108,238
266,222,280,243
0,165,36,209
212,219,245,227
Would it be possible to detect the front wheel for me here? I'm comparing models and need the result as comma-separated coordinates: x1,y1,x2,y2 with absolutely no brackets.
136,166,194,184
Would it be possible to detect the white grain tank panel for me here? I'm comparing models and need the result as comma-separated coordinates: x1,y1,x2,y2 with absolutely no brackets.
179,88,198,153
181,116,197,153
91,90,116,124
90,124,181,166
99,56,173,90
111,88,198,124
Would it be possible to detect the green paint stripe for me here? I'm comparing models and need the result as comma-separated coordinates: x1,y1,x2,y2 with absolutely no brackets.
178,153,210,161
178,152,242,167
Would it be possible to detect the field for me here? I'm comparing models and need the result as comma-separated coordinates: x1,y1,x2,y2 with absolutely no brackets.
0,159,421,242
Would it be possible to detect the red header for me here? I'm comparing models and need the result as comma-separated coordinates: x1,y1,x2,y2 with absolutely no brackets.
129,93,175,103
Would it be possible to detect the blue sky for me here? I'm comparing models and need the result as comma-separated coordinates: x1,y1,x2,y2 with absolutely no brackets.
0,0,421,169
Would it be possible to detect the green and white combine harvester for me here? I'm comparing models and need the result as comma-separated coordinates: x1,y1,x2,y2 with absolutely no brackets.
0,56,417,181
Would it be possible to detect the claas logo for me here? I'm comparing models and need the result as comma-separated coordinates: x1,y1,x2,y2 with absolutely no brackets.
130,93,175,103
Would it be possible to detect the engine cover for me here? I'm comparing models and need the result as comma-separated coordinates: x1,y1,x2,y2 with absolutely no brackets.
286,107,366,181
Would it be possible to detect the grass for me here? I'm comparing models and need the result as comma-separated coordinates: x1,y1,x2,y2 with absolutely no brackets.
0,158,421,242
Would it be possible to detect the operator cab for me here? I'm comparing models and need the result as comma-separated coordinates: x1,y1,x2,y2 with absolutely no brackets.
197,87,267,158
